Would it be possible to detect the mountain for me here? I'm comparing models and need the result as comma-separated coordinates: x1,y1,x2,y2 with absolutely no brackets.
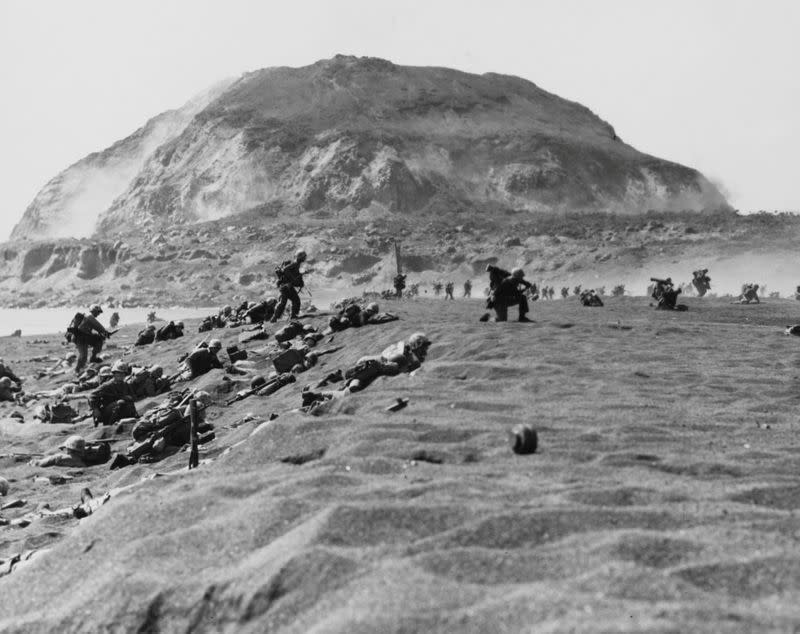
11,55,727,240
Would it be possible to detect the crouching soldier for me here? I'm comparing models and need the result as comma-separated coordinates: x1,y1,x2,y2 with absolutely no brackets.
0,377,20,402
739,283,760,304
651,277,685,310
244,298,277,323
580,288,604,307
0,358,22,387
135,325,156,346
187,339,224,378
155,321,185,341
126,365,171,400
493,268,534,322
88,360,138,426
122,392,215,466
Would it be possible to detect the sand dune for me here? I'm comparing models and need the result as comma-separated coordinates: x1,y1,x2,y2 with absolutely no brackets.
1,296,800,632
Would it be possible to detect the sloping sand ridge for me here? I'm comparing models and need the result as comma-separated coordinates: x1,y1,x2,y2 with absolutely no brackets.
1,297,800,631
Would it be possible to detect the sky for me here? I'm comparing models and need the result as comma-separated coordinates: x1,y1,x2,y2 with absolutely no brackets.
1,0,798,240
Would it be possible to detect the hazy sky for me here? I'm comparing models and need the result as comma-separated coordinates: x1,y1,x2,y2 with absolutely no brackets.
1,0,798,240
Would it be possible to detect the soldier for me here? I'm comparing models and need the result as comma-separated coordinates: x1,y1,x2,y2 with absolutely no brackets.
692,269,712,297
244,298,277,323
270,250,307,322
486,264,511,292
32,435,87,468
573,285,582,296
580,288,604,307
0,358,22,387
135,324,157,346
548,286,555,300
0,377,19,402
795,285,800,301
444,281,455,300
155,321,184,341
393,273,407,299
493,268,534,322
463,279,472,298
739,283,760,304
650,277,683,310
88,360,138,426
73,304,111,374
433,281,443,296
560,286,569,299
304,332,431,407
186,339,224,378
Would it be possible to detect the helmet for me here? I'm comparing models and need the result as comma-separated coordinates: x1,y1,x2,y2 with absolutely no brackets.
665,277,672,284
111,360,129,374
209,339,222,350
61,435,85,453
295,249,307,261
408,332,430,351
365,302,379,314
175,321,184,329
98,366,113,377
194,391,213,407
149,365,163,377
89,304,103,314
0,377,12,387
251,375,267,390
303,335,317,348
146,324,156,331
511,268,525,279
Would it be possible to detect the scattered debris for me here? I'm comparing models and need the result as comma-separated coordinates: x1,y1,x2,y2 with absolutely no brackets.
385,397,409,412
509,424,538,455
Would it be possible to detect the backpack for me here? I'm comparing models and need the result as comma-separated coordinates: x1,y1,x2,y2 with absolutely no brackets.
275,261,302,287
65,312,85,343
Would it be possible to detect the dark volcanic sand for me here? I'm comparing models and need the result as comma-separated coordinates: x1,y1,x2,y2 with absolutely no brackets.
1,296,800,632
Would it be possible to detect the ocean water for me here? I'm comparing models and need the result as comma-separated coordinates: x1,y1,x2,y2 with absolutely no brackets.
0,306,217,337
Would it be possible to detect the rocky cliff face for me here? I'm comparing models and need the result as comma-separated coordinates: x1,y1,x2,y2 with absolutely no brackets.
10,80,234,241
12,56,727,241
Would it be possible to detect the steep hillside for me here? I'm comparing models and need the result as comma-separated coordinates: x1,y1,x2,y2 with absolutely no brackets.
9,80,235,241
12,55,727,241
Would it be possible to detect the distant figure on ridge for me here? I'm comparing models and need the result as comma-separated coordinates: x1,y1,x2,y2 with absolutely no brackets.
444,281,455,300
650,277,686,311
463,279,472,298
692,269,712,297
393,273,407,299
738,283,760,304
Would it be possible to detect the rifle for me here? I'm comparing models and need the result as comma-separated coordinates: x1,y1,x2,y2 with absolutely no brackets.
225,373,297,405
225,386,261,406
314,345,344,358
188,399,199,469
105,329,119,338
256,372,296,396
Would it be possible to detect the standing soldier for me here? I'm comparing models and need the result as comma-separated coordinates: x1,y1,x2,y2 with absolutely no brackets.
433,281,443,296
393,273,407,299
463,279,472,298
73,304,111,374
444,281,455,300
270,250,307,323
